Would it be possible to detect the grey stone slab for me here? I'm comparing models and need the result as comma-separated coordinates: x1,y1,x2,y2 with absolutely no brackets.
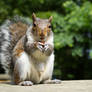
0,80,92,92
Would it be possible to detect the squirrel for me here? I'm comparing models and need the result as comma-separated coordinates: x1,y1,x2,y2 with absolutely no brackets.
0,13,61,86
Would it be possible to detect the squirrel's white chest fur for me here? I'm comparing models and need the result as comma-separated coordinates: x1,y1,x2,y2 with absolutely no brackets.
32,50,48,61
30,49,48,73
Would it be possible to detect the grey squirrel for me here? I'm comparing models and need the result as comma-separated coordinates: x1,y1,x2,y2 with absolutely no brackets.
0,13,61,86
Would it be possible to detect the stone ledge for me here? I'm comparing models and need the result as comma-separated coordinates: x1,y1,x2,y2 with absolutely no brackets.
0,80,92,92
0,74,10,80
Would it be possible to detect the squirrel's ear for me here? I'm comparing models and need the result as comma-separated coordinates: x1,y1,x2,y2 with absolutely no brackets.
32,13,36,21
49,16,53,22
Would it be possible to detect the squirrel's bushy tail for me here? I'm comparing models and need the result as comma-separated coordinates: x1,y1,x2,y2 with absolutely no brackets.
0,20,12,73
0,16,31,74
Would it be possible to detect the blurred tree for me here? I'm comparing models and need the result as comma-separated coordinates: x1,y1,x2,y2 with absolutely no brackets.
0,0,92,80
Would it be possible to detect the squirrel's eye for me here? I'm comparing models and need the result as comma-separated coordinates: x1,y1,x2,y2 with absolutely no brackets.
33,23,36,27
48,25,52,28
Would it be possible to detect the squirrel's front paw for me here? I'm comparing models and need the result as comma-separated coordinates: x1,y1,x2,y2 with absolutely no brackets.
19,81,33,86
44,44,49,51
36,42,50,53
37,42,44,51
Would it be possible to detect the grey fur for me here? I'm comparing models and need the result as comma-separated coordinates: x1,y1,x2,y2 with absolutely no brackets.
0,16,31,74
0,20,11,73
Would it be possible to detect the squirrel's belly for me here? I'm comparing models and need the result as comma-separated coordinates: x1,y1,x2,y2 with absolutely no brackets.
29,69,49,84
28,63,44,83
28,56,48,83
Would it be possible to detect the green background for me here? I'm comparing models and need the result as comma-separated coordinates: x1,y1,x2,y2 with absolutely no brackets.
0,0,92,80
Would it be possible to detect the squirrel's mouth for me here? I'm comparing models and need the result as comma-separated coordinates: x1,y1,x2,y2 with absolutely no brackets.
39,37,46,42
40,36,45,40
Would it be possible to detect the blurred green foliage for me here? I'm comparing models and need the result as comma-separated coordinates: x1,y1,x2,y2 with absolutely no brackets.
0,0,92,79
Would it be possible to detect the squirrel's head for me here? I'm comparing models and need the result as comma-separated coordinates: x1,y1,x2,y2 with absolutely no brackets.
32,13,53,42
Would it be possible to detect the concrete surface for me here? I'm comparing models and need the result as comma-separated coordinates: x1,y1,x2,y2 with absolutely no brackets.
0,80,92,92
0,74,10,80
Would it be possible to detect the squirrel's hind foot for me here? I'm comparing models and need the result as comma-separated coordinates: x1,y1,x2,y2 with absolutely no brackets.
43,79,62,84
19,81,33,86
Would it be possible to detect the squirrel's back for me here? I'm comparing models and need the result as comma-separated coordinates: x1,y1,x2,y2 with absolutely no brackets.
0,16,31,73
